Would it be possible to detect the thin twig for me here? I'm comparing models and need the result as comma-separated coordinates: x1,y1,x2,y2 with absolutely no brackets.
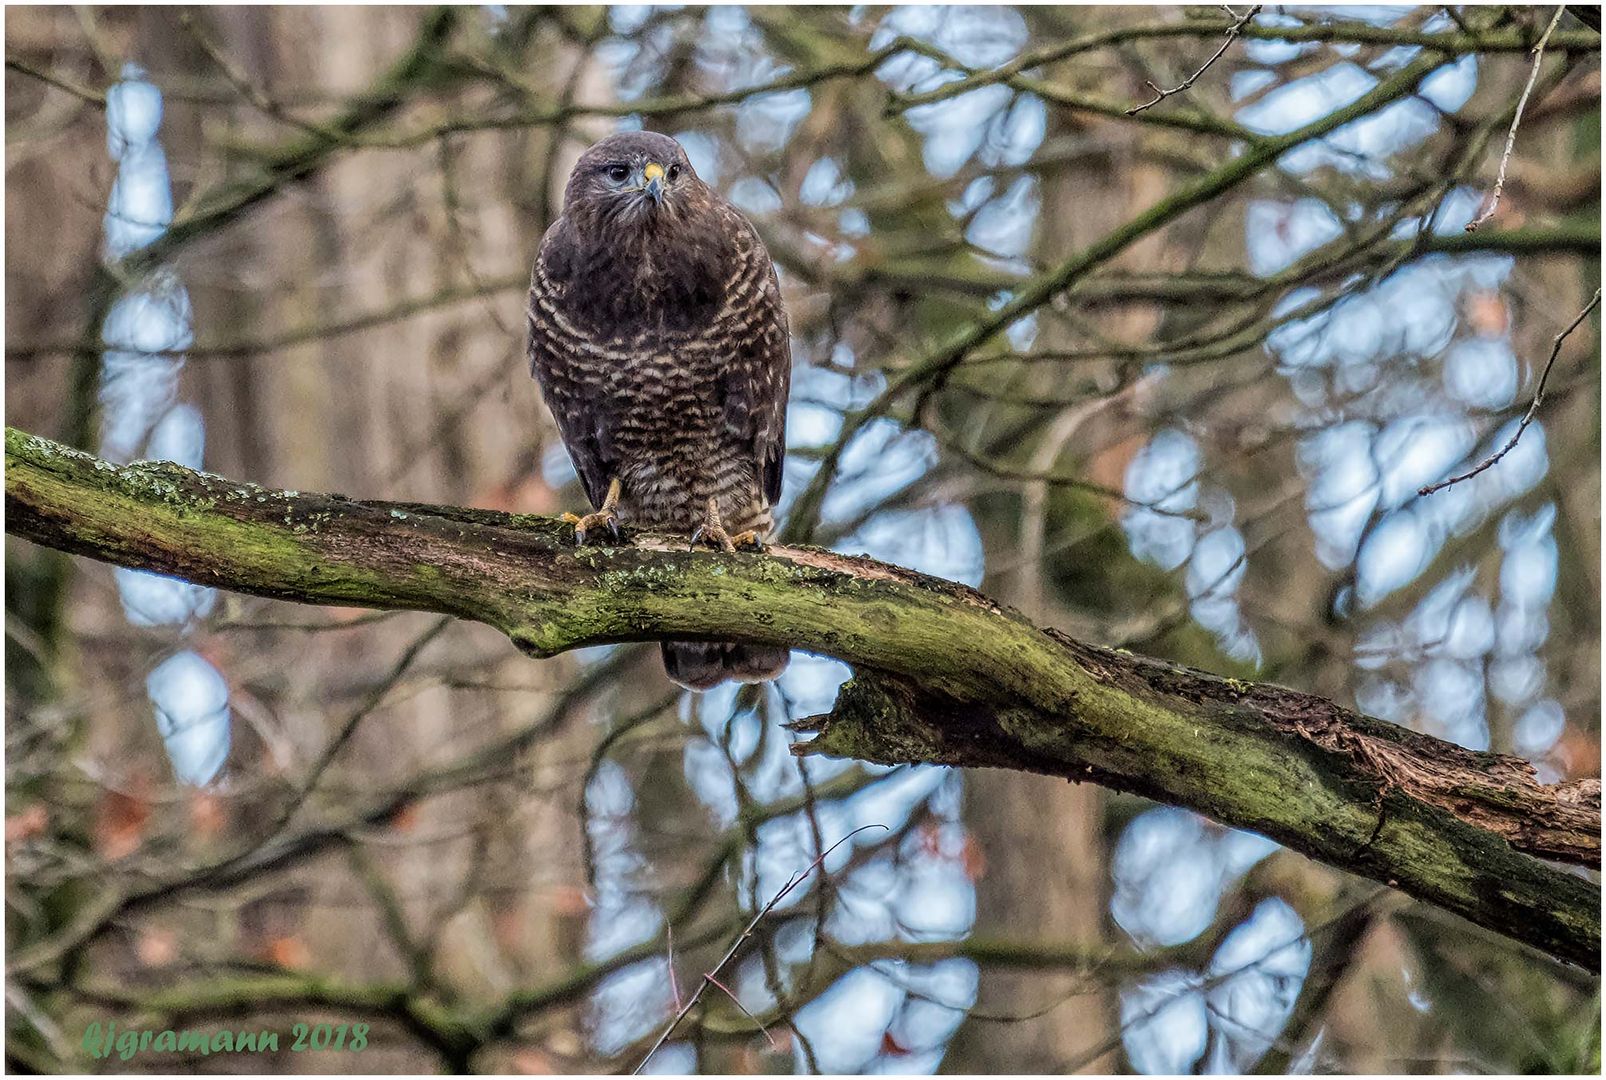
264,616,452,835
1566,5,1601,32
1419,285,1600,495
1127,5,1262,115
212,608,403,633
633,823,888,1074
1465,5,1566,231
666,923,683,1012
705,971,780,1052
5,55,107,105
1058,890,1394,1073
177,12,339,140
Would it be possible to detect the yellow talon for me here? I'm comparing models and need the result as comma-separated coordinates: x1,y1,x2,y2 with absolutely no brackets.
565,479,623,545
688,498,762,553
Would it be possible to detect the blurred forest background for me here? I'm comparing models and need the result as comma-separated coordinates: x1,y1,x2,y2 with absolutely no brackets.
4,4,1601,1074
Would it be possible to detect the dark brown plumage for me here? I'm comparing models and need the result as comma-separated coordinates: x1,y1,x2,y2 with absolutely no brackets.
527,131,792,691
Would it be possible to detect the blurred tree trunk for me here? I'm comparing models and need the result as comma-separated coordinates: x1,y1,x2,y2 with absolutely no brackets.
3,8,612,1068
183,10,613,1063
946,9,1165,1070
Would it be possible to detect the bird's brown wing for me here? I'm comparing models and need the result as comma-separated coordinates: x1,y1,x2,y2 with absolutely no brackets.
526,217,615,510
716,206,792,509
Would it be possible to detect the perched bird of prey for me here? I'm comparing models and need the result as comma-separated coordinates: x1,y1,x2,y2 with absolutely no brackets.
527,131,792,691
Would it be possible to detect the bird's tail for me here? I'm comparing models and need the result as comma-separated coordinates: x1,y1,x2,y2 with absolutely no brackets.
660,641,789,692
660,502,787,691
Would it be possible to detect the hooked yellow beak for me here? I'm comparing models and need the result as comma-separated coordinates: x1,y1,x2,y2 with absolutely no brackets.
642,161,665,205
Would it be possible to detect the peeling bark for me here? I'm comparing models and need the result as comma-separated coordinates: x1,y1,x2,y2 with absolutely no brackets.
5,427,1600,970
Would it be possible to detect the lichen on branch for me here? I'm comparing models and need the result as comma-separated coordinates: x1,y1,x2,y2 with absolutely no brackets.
5,426,1599,970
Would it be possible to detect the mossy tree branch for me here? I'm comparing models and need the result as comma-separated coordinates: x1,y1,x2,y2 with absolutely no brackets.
5,427,1599,970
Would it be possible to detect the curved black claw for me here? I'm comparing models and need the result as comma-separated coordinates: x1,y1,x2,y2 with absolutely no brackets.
690,523,737,553
563,509,622,546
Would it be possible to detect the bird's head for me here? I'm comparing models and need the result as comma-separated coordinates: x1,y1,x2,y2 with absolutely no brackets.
563,131,701,233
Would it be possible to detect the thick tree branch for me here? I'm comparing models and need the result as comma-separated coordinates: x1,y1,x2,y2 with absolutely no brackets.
5,428,1599,970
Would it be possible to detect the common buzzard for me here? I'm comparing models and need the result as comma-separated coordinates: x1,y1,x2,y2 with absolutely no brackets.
527,131,792,691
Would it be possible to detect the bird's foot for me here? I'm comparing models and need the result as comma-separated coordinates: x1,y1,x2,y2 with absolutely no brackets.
689,520,736,553
562,507,621,545
689,524,763,553
689,496,763,553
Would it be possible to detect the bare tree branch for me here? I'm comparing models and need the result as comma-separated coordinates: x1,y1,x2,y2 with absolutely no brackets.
636,824,886,1072
1127,5,1263,116
1465,5,1568,232
1419,286,1600,496
4,54,106,105
786,49,1452,541
889,17,1599,114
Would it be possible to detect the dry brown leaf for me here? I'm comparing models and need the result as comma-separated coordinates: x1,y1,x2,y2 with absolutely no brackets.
136,926,179,968
6,804,49,848
1465,290,1509,338
961,833,987,882
188,790,227,839
511,1048,555,1074
94,782,152,861
262,934,312,970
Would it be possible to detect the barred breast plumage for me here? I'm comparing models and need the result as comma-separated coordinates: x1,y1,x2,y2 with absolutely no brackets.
526,131,792,691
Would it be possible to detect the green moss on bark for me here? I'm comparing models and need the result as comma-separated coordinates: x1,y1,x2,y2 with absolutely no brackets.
6,426,1599,970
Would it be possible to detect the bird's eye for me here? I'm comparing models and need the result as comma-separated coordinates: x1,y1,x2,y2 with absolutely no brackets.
606,164,629,183
668,164,682,181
